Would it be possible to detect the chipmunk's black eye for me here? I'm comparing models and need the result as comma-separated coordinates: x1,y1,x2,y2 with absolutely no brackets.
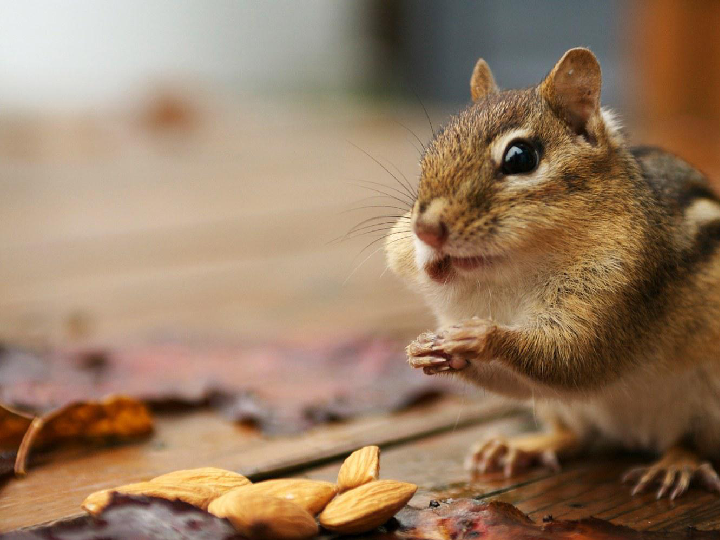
501,140,538,175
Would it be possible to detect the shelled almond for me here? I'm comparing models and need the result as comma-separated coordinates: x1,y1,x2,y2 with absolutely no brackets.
150,467,250,492
226,478,337,515
81,445,418,538
82,482,218,514
337,445,380,492
208,491,318,540
318,479,417,534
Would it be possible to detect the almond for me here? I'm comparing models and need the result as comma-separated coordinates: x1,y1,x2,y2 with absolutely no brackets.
337,445,380,492
82,482,217,515
208,491,317,540
150,467,250,497
228,478,337,515
318,479,417,534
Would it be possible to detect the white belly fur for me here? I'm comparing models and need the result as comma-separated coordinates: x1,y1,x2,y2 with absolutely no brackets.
540,363,720,457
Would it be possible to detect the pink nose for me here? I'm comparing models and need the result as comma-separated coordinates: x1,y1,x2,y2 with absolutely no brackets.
414,218,448,249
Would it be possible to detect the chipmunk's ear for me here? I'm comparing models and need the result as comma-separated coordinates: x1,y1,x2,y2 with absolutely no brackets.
540,48,601,136
470,58,498,102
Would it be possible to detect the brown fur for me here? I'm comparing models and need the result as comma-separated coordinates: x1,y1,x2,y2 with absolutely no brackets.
385,49,720,461
470,58,498,102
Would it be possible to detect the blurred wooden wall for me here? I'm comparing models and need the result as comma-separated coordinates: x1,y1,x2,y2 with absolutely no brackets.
631,0,720,186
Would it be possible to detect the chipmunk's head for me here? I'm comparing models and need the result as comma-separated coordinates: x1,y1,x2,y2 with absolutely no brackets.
387,48,627,286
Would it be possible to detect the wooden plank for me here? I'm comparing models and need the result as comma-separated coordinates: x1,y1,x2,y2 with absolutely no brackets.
301,424,720,533
7,397,720,533
501,459,720,532
0,244,432,344
0,396,514,531
0,102,436,347
301,413,538,493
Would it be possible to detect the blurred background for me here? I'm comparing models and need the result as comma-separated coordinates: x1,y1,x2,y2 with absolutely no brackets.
2,0,719,348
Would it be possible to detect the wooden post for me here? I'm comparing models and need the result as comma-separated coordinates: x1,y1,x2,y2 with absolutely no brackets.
630,0,720,185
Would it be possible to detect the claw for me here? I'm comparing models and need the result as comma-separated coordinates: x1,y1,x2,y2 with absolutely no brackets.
412,354,467,375
408,355,451,368
621,467,646,484
698,463,720,493
656,468,676,499
482,439,507,473
407,328,469,375
670,467,692,500
623,447,720,499
540,449,561,473
408,319,492,365
503,447,519,478
632,467,662,496
406,333,439,357
465,438,504,473
466,434,567,478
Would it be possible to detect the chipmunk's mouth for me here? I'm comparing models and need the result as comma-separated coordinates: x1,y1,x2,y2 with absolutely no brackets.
450,255,489,271
424,254,495,282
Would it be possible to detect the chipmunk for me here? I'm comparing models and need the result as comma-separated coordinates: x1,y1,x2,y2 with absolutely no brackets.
384,48,720,500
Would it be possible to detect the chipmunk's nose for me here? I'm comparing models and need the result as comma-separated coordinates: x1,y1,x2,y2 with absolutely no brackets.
414,215,448,249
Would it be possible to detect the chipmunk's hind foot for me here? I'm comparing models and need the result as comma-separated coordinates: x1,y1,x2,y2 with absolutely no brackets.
622,446,720,500
465,436,560,478
465,428,578,478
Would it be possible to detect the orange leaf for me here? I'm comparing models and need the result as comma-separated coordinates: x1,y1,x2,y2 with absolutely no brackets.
12,395,153,476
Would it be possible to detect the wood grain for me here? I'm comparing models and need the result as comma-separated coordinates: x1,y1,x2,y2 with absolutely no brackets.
3,99,720,535
0,101,437,347
0,397,513,531
304,424,720,533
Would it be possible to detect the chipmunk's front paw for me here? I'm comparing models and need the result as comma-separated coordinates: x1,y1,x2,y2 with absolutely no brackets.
435,317,494,356
406,318,494,375
622,446,720,500
406,331,468,374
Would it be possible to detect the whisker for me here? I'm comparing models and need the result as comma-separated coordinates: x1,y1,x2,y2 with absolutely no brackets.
344,245,386,285
413,90,435,136
343,234,414,285
383,233,414,246
403,135,422,157
344,215,409,235
384,159,418,199
354,232,413,261
354,179,415,206
350,213,409,224
349,183,412,208
394,119,426,153
336,225,405,243
327,222,405,245
340,204,412,214
348,141,415,202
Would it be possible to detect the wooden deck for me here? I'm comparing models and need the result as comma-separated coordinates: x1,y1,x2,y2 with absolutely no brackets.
1,99,719,534
4,399,720,533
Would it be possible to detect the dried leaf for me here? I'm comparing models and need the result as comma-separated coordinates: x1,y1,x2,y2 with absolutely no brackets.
8,496,717,539
0,338,464,435
14,395,153,476
0,451,16,483
390,499,720,540
0,404,33,449
0,493,243,539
